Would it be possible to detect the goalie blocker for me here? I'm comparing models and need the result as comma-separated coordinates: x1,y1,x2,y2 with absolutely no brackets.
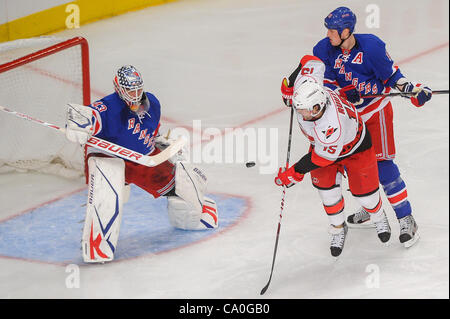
83,156,219,263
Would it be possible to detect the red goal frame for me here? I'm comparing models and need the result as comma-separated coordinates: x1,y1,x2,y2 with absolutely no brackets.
0,36,91,106
0,36,91,180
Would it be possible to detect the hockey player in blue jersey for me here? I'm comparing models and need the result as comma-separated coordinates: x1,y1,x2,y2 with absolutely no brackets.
65,65,218,263
281,7,432,248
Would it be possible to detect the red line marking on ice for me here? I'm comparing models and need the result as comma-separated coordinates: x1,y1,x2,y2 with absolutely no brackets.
0,186,86,224
0,189,252,267
0,186,87,266
397,42,449,65
215,40,450,133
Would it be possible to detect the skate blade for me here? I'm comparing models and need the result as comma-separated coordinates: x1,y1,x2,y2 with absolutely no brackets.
347,222,376,229
330,255,341,262
403,232,420,248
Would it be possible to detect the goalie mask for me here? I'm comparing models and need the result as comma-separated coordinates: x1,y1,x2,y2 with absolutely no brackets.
113,65,146,113
292,78,328,117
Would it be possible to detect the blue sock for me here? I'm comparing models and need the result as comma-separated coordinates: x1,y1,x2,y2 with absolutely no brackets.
377,160,412,219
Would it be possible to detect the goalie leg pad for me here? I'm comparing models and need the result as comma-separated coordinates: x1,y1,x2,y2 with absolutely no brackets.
167,195,218,230
82,156,125,263
166,162,218,230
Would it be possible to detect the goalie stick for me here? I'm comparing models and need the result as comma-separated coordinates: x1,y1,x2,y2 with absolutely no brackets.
0,104,186,167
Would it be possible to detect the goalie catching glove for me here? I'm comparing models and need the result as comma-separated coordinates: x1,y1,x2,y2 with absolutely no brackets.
65,103,94,144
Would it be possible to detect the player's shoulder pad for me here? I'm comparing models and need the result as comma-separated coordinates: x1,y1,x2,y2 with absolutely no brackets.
355,34,386,53
145,91,160,106
313,38,334,61
87,93,121,115
144,92,161,116
300,55,323,66
99,92,125,111
313,37,332,52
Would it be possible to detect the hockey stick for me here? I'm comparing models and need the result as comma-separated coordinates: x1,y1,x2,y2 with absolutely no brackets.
0,104,186,167
260,105,295,295
361,89,449,99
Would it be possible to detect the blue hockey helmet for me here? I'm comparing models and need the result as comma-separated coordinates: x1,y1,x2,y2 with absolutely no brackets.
113,65,144,111
324,7,357,35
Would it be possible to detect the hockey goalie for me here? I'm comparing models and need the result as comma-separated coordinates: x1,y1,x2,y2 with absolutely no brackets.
65,65,219,263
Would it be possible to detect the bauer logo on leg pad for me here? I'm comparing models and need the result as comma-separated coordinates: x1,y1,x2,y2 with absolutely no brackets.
193,167,207,183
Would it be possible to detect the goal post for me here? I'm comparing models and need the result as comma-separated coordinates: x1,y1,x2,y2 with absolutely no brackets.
0,36,91,178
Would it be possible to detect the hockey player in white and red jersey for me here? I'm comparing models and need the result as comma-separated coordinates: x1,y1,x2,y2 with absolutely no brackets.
282,7,430,248
64,65,218,263
275,55,391,257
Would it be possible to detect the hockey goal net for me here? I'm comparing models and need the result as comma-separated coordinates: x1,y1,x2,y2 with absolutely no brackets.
0,36,90,178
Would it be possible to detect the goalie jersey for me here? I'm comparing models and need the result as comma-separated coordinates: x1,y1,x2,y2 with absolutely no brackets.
86,92,161,156
313,34,405,121
293,55,370,170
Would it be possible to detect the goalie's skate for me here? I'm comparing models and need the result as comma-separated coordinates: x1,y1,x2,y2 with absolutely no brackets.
329,223,348,257
398,215,420,248
346,207,375,228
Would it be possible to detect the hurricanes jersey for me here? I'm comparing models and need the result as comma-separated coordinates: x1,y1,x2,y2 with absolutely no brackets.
294,56,366,167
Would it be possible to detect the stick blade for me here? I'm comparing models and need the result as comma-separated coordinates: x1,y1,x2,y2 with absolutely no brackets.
260,279,271,295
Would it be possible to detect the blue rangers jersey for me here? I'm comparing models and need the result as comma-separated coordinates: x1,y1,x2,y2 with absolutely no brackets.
87,92,161,156
313,34,404,121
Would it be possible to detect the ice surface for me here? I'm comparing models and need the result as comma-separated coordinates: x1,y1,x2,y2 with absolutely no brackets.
0,0,448,298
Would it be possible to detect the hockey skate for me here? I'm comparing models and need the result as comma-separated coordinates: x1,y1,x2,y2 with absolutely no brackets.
398,215,420,248
346,207,375,228
329,223,348,257
372,210,391,243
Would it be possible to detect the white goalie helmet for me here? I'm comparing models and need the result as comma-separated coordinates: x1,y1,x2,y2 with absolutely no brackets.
113,65,145,111
292,77,328,116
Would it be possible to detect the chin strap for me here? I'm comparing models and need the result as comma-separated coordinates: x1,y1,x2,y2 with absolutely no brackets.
311,98,329,118
333,32,353,48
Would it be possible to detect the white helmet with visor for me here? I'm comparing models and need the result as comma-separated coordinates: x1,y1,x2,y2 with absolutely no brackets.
113,65,145,112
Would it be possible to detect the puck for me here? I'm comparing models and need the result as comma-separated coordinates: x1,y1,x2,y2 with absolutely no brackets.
246,161,256,168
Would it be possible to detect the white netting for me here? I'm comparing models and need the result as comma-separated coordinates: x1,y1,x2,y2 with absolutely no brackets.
0,36,87,178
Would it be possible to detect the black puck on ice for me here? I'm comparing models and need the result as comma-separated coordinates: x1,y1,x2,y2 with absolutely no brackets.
246,161,256,168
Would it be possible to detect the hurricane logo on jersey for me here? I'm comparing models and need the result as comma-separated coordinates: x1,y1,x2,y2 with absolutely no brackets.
322,126,338,139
